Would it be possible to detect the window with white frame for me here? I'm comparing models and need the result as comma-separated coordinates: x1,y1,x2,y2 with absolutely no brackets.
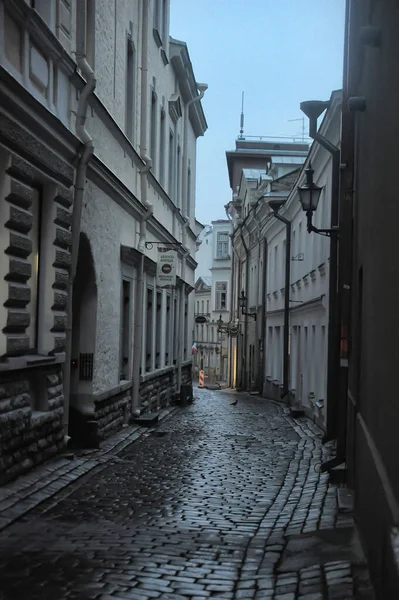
125,36,135,142
150,89,157,171
159,107,166,186
186,160,191,218
215,282,228,311
216,232,229,258
168,129,174,198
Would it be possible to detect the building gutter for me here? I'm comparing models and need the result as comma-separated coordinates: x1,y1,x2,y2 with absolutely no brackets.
239,228,249,390
63,2,96,439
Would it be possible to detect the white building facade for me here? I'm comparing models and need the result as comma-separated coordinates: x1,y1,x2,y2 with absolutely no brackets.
193,219,232,384
0,0,206,481
263,92,341,426
226,138,308,391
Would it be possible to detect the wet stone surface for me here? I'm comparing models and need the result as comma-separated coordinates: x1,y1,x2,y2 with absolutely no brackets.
0,389,373,599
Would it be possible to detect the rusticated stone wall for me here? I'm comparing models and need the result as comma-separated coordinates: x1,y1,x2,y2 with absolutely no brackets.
0,366,65,484
139,363,193,413
95,388,130,441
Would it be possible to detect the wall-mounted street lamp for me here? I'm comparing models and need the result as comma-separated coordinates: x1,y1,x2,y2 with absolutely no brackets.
297,164,338,237
239,290,257,321
217,314,230,335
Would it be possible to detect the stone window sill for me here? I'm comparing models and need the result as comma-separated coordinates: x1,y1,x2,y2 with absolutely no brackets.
0,353,65,372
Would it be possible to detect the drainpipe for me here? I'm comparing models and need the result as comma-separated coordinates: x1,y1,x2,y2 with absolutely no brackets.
181,84,208,217
176,82,207,396
239,228,249,390
176,219,190,396
261,237,268,394
270,211,291,399
63,3,96,438
302,103,341,446
131,0,154,412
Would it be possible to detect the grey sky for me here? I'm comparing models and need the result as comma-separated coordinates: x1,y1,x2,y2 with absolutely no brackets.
170,0,345,225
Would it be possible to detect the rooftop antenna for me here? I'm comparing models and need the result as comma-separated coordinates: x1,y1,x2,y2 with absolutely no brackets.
288,117,305,142
239,91,245,139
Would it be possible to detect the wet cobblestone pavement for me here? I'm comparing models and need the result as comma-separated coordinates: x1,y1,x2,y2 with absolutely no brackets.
0,389,374,599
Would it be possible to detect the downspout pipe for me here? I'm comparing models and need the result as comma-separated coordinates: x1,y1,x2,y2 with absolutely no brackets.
176,220,190,396
181,84,208,217
239,228,249,390
261,237,268,395
131,0,154,412
303,107,341,443
177,83,206,396
63,4,96,439
271,211,291,399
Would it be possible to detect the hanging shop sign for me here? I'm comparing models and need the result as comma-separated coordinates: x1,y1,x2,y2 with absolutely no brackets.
156,249,177,287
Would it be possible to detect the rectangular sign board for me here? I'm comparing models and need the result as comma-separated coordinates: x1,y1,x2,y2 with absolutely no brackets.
156,249,177,287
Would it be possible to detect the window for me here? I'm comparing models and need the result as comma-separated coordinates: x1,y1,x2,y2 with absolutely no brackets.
146,288,153,371
165,294,171,364
206,300,209,314
176,144,181,207
159,108,166,186
184,295,188,358
216,282,227,311
173,296,178,363
216,232,229,258
186,160,191,217
155,292,162,368
32,0,55,29
150,90,157,171
168,130,174,197
120,280,131,380
125,37,135,142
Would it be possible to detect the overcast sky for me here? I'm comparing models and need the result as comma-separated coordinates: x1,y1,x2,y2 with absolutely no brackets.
170,0,346,225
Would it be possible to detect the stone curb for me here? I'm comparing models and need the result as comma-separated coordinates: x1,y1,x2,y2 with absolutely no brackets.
0,406,178,533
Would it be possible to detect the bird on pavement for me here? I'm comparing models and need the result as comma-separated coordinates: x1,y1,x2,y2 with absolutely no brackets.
230,398,238,406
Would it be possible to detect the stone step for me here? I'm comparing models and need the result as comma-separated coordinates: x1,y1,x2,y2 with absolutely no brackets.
133,412,161,427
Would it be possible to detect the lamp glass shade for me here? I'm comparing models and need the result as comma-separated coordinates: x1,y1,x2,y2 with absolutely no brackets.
298,183,323,212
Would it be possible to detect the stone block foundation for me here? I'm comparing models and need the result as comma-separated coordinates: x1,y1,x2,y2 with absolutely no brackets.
0,366,65,484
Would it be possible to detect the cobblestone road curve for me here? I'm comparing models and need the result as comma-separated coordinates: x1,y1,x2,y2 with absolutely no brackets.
0,389,373,600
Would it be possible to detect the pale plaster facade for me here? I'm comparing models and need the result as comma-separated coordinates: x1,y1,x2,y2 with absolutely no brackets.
193,220,233,383
0,0,206,481
226,137,308,391
226,96,340,428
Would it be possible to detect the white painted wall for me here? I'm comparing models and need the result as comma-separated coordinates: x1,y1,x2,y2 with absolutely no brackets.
264,96,341,420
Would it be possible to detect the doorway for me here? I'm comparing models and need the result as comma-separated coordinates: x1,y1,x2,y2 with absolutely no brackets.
69,233,98,445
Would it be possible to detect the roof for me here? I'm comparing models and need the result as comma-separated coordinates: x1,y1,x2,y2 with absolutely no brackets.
169,37,208,137
201,276,212,287
271,156,306,165
195,276,212,292
242,168,268,180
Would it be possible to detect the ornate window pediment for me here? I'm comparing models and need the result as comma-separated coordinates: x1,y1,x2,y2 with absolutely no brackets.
168,94,182,124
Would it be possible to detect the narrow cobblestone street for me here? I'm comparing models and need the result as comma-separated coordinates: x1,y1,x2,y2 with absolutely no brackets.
0,390,373,600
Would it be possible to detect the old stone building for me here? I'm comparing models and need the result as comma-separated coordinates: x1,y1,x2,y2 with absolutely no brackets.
193,219,232,384
0,0,206,482
226,137,308,392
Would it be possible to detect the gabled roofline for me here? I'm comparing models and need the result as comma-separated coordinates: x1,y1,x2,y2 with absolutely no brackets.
169,37,208,137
